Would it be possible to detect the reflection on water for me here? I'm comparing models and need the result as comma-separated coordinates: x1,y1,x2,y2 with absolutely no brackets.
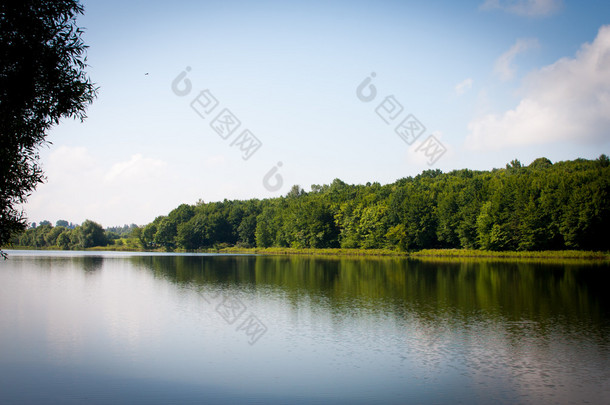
1,252,609,404
136,255,610,329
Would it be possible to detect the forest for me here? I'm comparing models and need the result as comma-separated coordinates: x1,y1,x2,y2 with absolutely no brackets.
11,220,140,251
9,156,610,252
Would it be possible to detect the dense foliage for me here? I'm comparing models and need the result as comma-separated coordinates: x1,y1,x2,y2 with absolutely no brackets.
137,156,609,252
0,0,96,255
7,156,608,252
12,220,109,250
8,220,146,250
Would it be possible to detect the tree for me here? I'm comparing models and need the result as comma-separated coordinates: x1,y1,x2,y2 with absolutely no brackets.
57,230,72,250
256,205,281,248
138,156,609,253
0,0,96,256
141,222,158,248
286,185,304,198
358,203,387,249
154,217,177,250
45,225,66,246
176,217,205,250
237,214,258,247
79,220,107,248
476,201,494,250
529,157,553,170
168,204,195,224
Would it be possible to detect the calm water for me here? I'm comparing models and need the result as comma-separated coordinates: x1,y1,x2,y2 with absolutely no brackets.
1,251,609,404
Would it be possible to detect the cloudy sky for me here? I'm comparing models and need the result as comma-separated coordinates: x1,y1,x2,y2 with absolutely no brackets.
24,0,610,227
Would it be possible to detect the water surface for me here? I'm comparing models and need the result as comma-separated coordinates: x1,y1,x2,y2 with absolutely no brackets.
1,251,609,404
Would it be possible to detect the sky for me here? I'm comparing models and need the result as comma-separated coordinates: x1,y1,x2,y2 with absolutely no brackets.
23,0,610,227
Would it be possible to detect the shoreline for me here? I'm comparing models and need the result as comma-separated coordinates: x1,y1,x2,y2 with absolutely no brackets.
4,246,609,261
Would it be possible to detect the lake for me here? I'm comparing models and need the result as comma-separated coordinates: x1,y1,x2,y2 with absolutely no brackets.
1,251,609,404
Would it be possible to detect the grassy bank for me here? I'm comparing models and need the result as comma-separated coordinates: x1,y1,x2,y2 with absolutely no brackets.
4,245,609,261
409,249,610,260
5,244,145,252
213,247,609,261
215,247,408,257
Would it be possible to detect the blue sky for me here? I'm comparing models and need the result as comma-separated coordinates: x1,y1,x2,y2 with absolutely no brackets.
25,0,610,226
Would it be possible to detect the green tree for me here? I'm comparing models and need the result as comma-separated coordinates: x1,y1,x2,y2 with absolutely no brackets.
358,203,387,249
130,226,145,248
237,214,258,247
79,220,107,248
256,205,283,247
385,224,407,250
154,217,177,251
45,226,66,246
57,229,72,250
137,156,610,253
34,224,52,247
456,175,486,249
141,222,158,248
476,201,494,250
529,157,553,170
168,204,195,224
176,217,206,250
0,0,96,256
436,187,461,248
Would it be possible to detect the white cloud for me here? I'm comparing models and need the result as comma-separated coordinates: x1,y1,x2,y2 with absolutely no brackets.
466,25,610,150
45,146,99,177
494,38,539,81
480,0,562,17
203,155,228,169
25,147,184,226
104,154,167,184
455,78,473,95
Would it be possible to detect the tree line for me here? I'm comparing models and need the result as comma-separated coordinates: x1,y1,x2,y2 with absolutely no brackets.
12,220,110,250
10,221,142,250
139,156,609,252
8,156,609,252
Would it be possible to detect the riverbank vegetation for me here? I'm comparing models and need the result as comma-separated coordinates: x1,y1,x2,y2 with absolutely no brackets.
6,156,610,254
8,220,141,251
139,155,610,252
